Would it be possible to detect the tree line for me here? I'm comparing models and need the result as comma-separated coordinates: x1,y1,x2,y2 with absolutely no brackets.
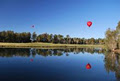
105,21,120,50
0,31,31,43
0,30,105,44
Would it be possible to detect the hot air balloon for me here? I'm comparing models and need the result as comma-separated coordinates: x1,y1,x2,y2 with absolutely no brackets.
32,25,35,28
87,21,92,27
86,63,91,69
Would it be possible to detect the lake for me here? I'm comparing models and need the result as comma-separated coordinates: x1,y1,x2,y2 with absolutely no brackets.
0,48,119,81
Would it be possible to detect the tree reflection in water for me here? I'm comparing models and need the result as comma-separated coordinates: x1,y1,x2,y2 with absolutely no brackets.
0,48,120,79
0,48,105,57
104,52,120,80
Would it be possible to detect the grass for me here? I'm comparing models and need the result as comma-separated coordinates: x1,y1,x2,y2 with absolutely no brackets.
0,42,104,48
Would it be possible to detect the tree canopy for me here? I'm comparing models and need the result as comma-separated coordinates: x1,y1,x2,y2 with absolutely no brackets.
105,21,120,50
0,31,104,45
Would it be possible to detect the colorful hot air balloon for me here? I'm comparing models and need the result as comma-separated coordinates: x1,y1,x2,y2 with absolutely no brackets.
87,21,92,27
86,63,91,69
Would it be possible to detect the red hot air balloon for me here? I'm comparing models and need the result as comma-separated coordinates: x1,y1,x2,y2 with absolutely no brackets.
32,25,34,28
86,63,91,69
87,21,92,27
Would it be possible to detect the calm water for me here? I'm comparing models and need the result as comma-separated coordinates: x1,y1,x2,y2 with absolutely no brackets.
0,48,119,81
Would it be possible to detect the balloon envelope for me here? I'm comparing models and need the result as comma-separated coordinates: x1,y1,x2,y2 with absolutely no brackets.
86,63,91,69
87,21,92,27
32,25,34,28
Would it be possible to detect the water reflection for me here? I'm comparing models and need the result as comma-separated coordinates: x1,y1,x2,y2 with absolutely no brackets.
0,48,30,57
104,52,120,80
0,48,120,80
30,59,34,62
0,48,105,57
86,63,92,69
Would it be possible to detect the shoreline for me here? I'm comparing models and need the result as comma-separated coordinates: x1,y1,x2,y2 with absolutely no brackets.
0,43,104,48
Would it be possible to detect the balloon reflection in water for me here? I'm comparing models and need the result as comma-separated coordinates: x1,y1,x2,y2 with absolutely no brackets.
86,63,91,69
30,59,34,62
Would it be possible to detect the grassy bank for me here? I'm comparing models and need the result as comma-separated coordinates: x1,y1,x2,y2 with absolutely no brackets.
0,42,104,48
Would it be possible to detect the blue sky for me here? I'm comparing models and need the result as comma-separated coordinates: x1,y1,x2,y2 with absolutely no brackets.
0,0,120,38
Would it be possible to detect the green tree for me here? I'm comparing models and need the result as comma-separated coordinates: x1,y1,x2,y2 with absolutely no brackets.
105,28,117,50
31,32,37,42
